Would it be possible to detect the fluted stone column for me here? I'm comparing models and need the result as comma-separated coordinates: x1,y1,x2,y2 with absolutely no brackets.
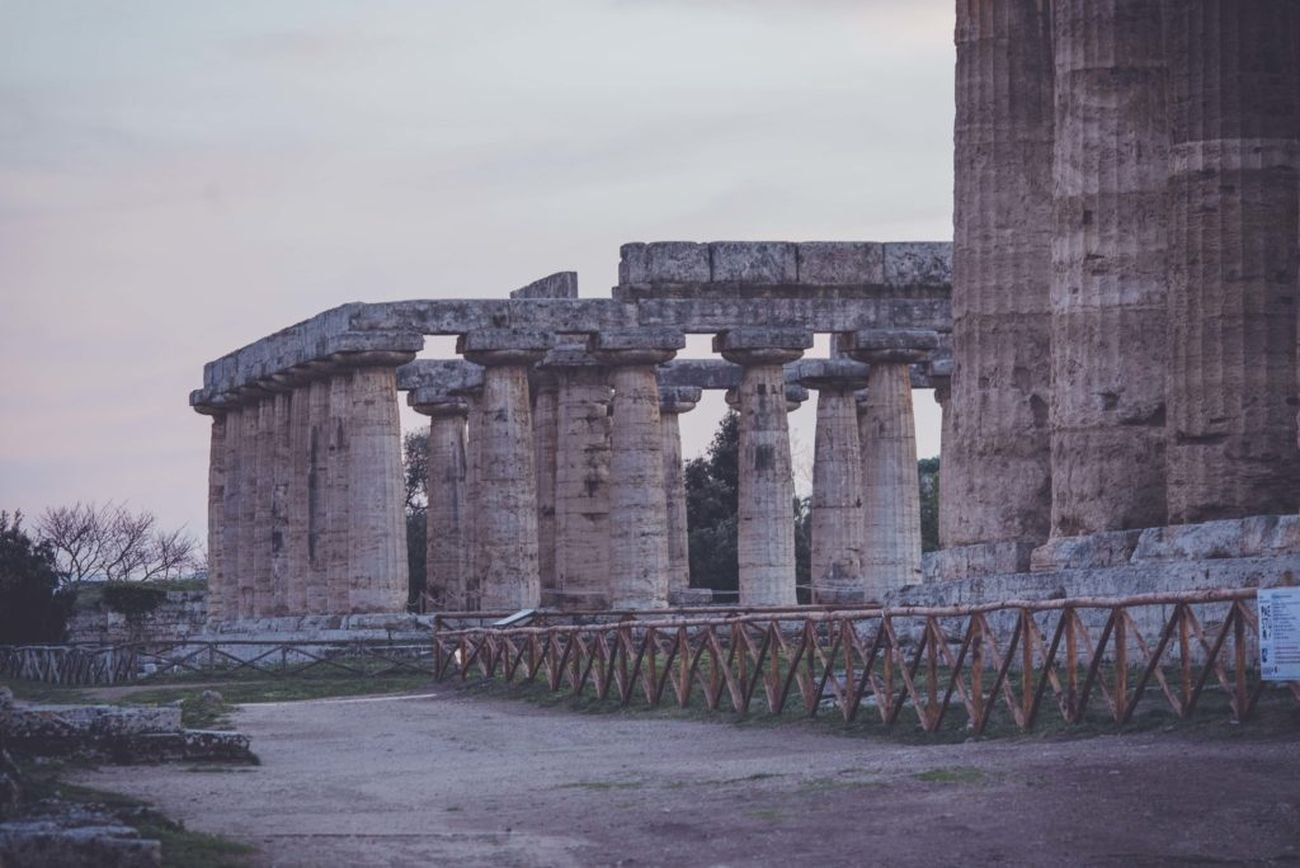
458,330,552,610
324,372,352,614
223,405,248,618
531,371,560,597
411,395,470,611
947,0,1055,559
285,378,312,615
1050,0,1170,536
799,360,870,605
1166,1,1300,522
659,386,701,601
266,389,292,616
548,356,612,610
338,352,413,613
716,329,812,606
592,330,684,609
850,330,937,600
461,386,485,611
251,396,275,615
304,374,332,615
196,407,228,622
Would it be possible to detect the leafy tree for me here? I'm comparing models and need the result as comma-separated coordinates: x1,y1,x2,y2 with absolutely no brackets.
0,511,74,643
918,456,940,553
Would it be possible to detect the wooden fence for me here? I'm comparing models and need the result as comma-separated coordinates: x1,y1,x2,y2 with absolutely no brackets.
431,588,1300,732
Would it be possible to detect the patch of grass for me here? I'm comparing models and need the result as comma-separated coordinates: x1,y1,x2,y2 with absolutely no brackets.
914,766,986,784
0,677,92,705
556,780,644,791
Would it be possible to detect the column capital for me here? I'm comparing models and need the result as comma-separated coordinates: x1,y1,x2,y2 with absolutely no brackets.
589,328,685,367
407,388,470,418
845,329,938,365
726,383,807,409
713,328,812,366
457,329,553,367
329,349,418,368
795,358,871,392
659,386,702,414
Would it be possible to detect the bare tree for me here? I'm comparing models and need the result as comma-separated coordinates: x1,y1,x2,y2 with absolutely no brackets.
37,502,200,584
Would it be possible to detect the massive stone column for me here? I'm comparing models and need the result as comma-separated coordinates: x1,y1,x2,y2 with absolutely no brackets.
530,370,560,597
849,330,937,599
338,352,413,613
460,385,485,611
659,386,701,601
715,328,812,606
548,356,613,610
1166,1,1300,522
324,372,352,614
225,405,250,618
798,359,870,605
458,331,552,610
251,396,275,616
1050,0,1170,536
195,406,228,622
284,377,312,615
592,330,684,609
410,393,470,611
267,389,292,616
947,0,1055,566
304,373,332,615
928,358,955,550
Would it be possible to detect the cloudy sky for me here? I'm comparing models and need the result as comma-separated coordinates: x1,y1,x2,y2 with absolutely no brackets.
0,0,954,541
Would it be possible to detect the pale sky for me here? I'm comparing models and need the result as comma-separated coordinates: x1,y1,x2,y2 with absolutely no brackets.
0,0,954,542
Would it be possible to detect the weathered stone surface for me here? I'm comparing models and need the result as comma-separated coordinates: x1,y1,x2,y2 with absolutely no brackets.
883,242,952,288
946,0,1055,558
252,398,274,615
304,378,331,615
510,271,578,300
848,329,938,364
0,816,161,868
204,415,227,622
709,242,798,284
552,368,612,610
654,358,936,391
1165,1,1300,523
619,242,711,284
286,386,311,615
458,329,554,358
66,591,208,644
1050,0,1170,537
590,328,685,354
794,358,870,392
324,373,352,614
396,359,484,394
923,541,1039,583
659,388,699,597
796,242,885,286
714,328,813,356
532,372,560,596
268,391,292,616
418,403,468,610
858,364,923,597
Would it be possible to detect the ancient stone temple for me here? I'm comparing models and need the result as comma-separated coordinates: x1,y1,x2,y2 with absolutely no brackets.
192,244,952,620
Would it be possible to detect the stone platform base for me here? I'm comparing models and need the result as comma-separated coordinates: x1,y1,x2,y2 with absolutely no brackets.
908,514,1299,607
202,612,434,642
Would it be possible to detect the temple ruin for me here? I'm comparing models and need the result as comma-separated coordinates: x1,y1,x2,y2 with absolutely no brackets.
191,1,1300,625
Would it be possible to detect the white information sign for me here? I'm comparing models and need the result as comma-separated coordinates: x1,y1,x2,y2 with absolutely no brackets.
1258,587,1300,681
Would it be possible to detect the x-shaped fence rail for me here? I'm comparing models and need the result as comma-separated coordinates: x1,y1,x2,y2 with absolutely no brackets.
432,588,1300,732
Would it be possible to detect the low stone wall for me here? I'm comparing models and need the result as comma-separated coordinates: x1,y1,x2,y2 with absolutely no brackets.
66,590,209,645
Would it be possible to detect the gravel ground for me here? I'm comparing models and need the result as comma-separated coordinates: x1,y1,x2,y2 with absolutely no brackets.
70,687,1300,866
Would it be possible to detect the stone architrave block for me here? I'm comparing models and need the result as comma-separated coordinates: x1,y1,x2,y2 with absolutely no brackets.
395,359,484,393
622,242,712,284
713,328,814,354
797,242,885,285
592,328,686,353
710,241,798,284
883,242,953,288
510,272,578,300
456,329,553,354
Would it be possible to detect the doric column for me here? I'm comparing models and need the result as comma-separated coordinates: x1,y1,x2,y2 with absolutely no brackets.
251,395,275,616
546,355,613,610
592,329,684,609
284,376,312,616
948,0,1055,559
1166,1,1300,522
226,404,252,619
335,352,414,614
410,392,470,611
849,330,937,600
659,386,702,601
193,403,228,622
530,370,561,597
266,388,292,616
458,330,553,610
1051,0,1170,536
304,373,332,615
715,328,812,606
324,372,352,614
798,359,870,605
460,385,485,610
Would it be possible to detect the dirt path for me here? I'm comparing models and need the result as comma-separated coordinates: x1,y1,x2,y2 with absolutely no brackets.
70,689,1300,867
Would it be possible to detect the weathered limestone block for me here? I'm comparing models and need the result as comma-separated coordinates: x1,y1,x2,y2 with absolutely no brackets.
1051,0,1170,536
413,400,469,611
850,330,937,598
795,242,884,285
928,357,954,550
1165,0,1300,523
800,361,870,604
341,353,412,613
710,242,798,284
220,406,244,621
285,380,312,615
660,387,701,598
947,0,1055,555
510,271,579,300
199,411,227,622
592,330,684,608
716,328,812,605
531,371,560,596
458,330,553,610
324,373,352,614
462,389,485,610
550,361,613,610
237,402,259,618
251,397,275,615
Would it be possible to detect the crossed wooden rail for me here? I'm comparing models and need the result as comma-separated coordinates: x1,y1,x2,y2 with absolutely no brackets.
431,588,1300,732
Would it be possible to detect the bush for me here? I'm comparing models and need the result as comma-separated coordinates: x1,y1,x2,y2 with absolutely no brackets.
101,583,167,619
0,512,74,643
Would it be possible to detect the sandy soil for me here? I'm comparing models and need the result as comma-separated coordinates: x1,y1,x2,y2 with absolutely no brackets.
70,687,1300,867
